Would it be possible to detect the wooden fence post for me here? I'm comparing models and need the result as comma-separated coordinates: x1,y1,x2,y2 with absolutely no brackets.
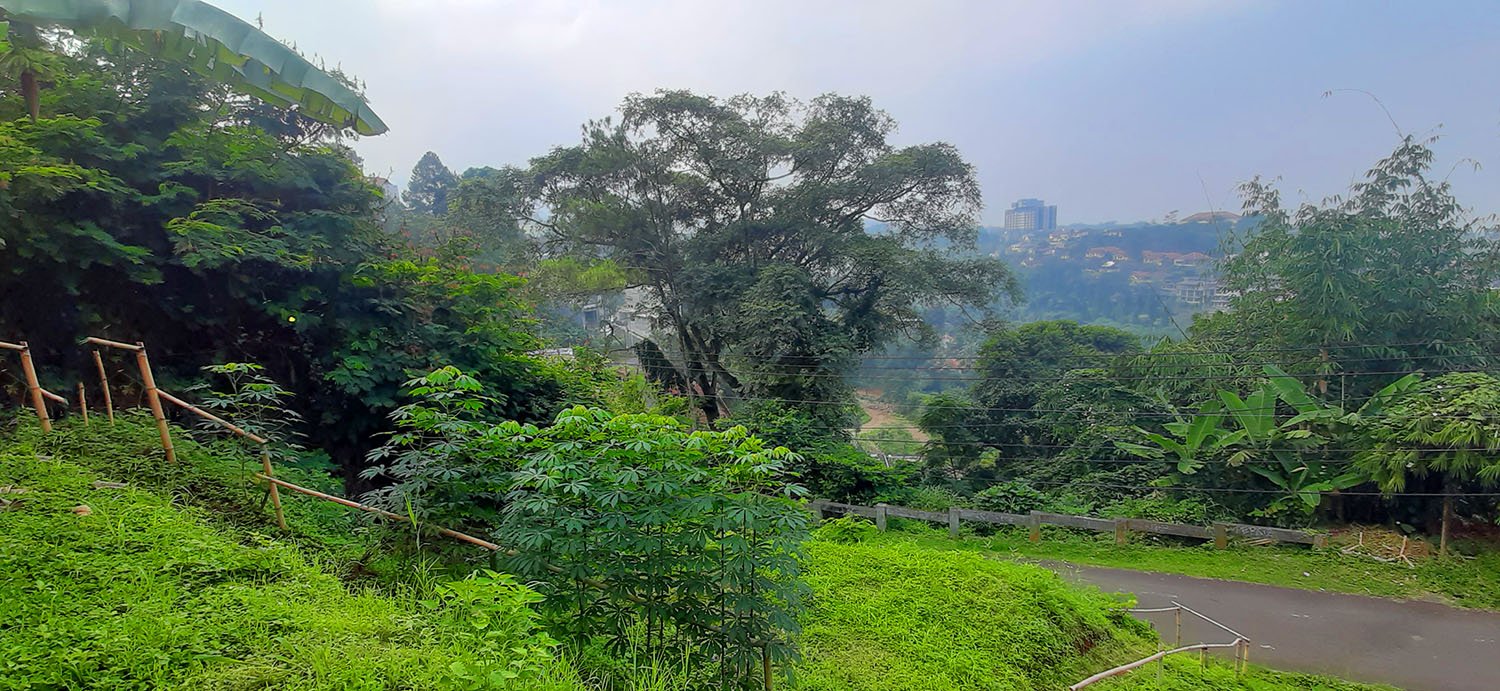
1312,533,1328,550
1174,607,1182,647
875,504,888,532
1214,522,1228,550
77,382,89,426
133,344,175,463
948,506,961,539
1114,519,1128,545
1029,511,1042,543
18,343,51,433
261,446,287,531
762,646,773,691
91,349,113,425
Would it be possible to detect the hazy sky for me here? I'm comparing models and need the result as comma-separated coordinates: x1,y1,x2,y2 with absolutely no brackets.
217,0,1500,224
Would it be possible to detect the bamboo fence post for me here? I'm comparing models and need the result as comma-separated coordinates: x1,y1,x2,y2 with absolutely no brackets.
1174,606,1182,647
18,343,51,433
260,445,287,531
762,646,773,691
133,343,175,463
77,382,89,426
91,350,113,425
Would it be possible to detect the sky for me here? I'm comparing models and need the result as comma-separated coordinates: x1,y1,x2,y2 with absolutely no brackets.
217,0,1500,225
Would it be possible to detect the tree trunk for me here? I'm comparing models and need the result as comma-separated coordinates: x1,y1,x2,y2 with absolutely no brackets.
21,69,39,122
1440,477,1455,557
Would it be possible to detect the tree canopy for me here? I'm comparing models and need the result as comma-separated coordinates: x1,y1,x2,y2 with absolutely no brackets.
525,90,1018,422
0,39,571,491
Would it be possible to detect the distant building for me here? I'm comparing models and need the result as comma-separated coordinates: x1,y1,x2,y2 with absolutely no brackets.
1004,198,1058,232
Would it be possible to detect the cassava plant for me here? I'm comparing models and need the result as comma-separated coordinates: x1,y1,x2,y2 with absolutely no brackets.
360,367,508,531
188,362,304,465
494,406,811,688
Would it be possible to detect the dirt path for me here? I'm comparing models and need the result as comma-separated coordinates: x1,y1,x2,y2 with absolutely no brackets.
1050,562,1500,691
854,389,929,442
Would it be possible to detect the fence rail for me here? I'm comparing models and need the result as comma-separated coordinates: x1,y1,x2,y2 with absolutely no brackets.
806,499,1328,549
1071,601,1253,689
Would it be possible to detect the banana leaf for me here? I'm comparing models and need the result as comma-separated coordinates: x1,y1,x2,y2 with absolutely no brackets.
0,0,387,135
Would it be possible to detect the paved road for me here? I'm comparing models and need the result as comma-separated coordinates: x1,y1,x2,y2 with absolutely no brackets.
1047,563,1500,691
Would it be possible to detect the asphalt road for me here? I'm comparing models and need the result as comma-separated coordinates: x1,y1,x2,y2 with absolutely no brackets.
1048,563,1500,691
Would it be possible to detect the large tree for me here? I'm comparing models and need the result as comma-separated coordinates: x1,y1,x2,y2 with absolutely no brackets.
1216,137,1500,399
526,90,1017,421
403,151,459,216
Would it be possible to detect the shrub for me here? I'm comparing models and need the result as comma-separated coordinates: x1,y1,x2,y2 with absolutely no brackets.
974,480,1049,515
495,406,811,684
796,444,918,504
813,516,880,544
893,485,970,512
1100,496,1218,525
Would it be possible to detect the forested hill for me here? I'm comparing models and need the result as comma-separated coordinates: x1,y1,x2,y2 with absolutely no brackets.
979,215,1256,335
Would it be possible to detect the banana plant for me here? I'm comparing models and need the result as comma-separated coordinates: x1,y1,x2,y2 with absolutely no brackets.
1116,399,1246,475
1122,365,1422,512
0,0,386,133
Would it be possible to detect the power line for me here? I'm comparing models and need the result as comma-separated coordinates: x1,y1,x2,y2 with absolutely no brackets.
1020,478,1500,499
673,391,1500,419
629,360,1490,385
614,336,1500,365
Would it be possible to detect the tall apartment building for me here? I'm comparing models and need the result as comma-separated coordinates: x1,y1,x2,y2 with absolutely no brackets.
1004,198,1058,232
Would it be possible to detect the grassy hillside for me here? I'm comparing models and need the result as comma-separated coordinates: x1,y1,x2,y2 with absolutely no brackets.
1,417,1398,691
796,534,1152,690
0,424,583,691
797,521,1396,691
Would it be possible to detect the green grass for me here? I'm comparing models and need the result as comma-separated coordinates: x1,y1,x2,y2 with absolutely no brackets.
794,526,1392,691
0,423,587,691
884,522,1500,610
1094,656,1397,691
794,535,1154,690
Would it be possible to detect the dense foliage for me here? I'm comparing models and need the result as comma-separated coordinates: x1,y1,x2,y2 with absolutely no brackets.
0,41,574,492
360,369,813,686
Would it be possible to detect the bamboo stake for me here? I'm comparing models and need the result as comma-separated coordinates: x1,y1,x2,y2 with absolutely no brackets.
83,337,143,352
92,350,113,425
77,382,89,426
260,446,287,531
17,343,50,433
133,344,175,463
762,646,773,691
157,390,267,443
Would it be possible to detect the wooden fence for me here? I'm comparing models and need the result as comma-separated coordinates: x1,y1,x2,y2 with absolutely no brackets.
807,499,1329,549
